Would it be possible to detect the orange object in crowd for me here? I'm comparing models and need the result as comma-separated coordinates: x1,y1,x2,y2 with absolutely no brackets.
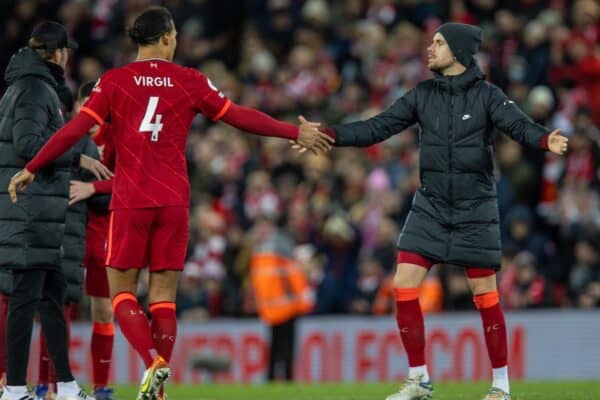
250,252,314,325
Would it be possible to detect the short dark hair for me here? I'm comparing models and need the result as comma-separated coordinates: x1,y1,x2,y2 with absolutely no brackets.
78,80,97,101
127,6,173,46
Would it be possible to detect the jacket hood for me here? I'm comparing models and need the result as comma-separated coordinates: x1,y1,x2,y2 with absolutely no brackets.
434,63,484,93
4,47,57,87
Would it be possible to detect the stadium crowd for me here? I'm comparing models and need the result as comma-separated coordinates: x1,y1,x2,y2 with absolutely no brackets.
1,0,599,319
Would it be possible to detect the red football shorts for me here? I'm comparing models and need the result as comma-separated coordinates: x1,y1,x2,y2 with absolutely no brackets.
85,249,110,298
105,206,189,272
397,251,494,277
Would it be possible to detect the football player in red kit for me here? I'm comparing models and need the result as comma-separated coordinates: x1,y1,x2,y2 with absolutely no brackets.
67,81,117,400
8,6,332,400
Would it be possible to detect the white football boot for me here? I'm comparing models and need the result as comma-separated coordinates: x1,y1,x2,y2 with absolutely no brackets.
481,387,511,400
385,375,434,400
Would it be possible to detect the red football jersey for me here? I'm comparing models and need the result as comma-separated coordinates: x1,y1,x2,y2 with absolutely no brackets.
85,123,116,257
81,58,230,209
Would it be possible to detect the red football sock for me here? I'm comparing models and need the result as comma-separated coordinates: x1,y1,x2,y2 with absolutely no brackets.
91,322,114,389
0,293,9,380
149,302,177,363
394,288,426,367
112,292,157,367
474,291,507,368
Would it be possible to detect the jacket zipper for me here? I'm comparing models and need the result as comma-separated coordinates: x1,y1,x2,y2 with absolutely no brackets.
447,95,455,259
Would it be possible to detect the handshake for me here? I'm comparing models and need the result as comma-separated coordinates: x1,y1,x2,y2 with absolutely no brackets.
291,116,335,155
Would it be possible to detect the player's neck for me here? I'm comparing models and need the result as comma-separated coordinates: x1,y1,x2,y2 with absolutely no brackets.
136,48,169,62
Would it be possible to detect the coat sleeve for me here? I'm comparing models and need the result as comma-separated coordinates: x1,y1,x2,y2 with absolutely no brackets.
488,84,549,149
12,86,51,161
332,88,418,147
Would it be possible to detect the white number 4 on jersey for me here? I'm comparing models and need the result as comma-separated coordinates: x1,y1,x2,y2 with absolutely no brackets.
139,96,163,141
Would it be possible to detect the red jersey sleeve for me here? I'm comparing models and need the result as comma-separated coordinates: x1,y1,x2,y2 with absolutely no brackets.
192,72,231,122
80,74,112,125
25,112,96,173
93,179,113,194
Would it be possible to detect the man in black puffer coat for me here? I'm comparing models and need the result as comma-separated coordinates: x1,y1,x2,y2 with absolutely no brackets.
34,82,114,400
34,133,102,400
0,22,98,400
304,23,568,400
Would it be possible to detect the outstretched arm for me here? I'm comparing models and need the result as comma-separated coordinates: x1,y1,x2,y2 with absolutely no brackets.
25,112,97,173
220,102,299,139
488,84,550,149
330,88,419,147
220,103,334,154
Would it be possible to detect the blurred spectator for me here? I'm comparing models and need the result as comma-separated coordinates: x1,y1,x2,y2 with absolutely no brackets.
350,257,383,314
443,266,474,311
499,251,548,309
176,263,212,321
503,205,557,278
569,234,600,308
312,213,362,313
496,136,536,210
249,217,313,381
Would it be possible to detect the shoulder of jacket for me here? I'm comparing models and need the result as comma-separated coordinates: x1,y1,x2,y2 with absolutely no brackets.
415,79,435,91
11,77,56,106
479,80,501,93
14,76,52,93
474,81,503,106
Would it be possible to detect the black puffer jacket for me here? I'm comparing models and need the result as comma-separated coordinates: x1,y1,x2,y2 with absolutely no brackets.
332,64,549,269
0,47,73,271
0,270,11,295
63,136,99,303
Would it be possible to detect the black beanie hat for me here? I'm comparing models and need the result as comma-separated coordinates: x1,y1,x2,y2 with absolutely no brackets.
436,23,482,67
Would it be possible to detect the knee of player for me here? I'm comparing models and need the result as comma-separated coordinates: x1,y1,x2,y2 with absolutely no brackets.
92,298,114,322
393,263,429,288
467,271,497,296
94,307,114,323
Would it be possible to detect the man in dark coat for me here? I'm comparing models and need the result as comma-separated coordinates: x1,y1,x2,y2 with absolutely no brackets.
34,82,117,400
0,22,105,400
300,23,568,400
34,134,102,400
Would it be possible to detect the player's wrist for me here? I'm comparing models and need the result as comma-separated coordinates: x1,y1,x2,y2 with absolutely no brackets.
91,181,100,193
540,134,549,150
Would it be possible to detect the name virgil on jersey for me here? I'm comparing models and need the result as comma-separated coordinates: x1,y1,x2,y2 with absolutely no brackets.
133,76,174,87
